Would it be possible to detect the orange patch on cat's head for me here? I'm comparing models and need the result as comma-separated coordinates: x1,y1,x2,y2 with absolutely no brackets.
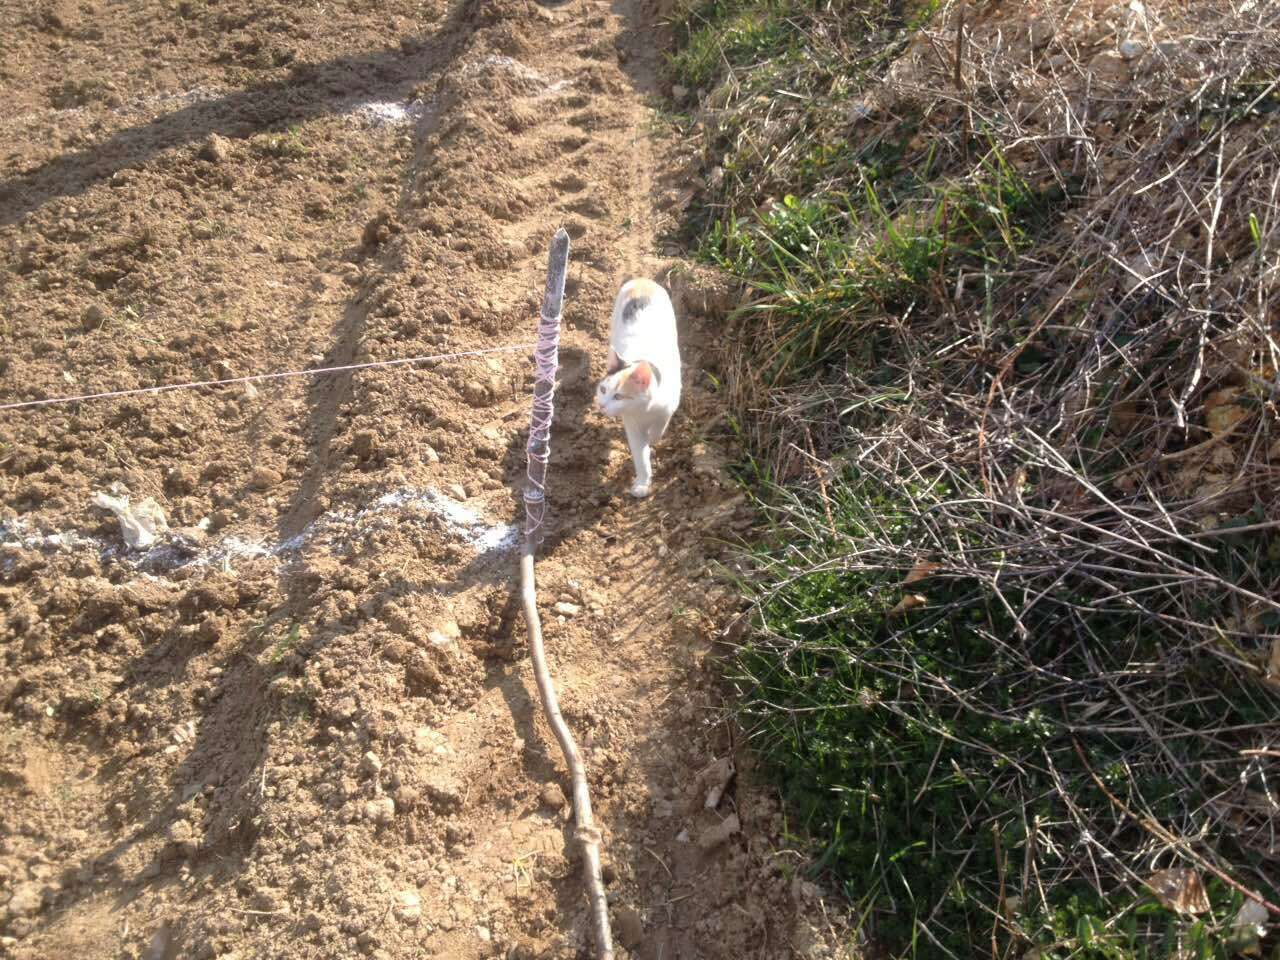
627,360,654,390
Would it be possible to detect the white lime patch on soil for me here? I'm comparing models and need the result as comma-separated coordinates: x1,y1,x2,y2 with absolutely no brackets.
0,487,516,576
0,518,101,554
348,100,424,127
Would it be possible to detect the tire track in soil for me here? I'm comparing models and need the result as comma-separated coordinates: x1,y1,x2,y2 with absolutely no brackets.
0,0,845,957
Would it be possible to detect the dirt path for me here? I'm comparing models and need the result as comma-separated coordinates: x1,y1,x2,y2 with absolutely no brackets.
0,1,839,958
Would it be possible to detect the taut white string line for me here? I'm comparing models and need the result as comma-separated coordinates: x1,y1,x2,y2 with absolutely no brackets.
0,343,535,413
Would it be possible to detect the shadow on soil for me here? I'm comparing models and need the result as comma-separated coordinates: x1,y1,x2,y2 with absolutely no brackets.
0,0,480,228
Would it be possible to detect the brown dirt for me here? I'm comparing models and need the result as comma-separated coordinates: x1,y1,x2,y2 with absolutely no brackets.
0,1,846,958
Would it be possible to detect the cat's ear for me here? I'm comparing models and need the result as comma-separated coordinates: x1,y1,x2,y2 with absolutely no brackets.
627,361,654,391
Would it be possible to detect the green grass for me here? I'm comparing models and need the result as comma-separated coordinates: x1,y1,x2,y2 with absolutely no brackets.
268,622,302,663
670,0,807,89
699,159,1065,381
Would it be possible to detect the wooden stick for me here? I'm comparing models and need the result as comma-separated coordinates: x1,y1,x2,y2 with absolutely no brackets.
521,547,614,958
521,228,615,960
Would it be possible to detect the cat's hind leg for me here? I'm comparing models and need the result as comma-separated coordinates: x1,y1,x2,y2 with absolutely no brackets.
622,416,653,498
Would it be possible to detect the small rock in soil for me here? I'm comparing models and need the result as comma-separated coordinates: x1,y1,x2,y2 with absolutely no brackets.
392,888,421,924
365,796,396,824
7,881,44,917
447,483,467,501
540,782,564,810
424,444,441,464
199,134,231,163
250,467,282,490
361,751,382,776
554,601,581,618
80,304,105,330
614,906,643,948
697,812,741,851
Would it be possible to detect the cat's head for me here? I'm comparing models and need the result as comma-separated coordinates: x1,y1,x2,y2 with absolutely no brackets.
594,360,657,417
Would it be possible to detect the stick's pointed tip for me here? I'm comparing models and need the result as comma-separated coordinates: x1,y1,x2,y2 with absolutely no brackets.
546,227,571,275
550,225,570,256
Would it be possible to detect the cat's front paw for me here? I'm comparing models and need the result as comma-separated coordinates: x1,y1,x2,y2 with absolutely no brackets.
629,481,652,499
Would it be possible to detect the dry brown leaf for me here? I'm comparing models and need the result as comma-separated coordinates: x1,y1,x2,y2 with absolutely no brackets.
888,594,927,617
1170,464,1203,496
902,560,941,586
1204,388,1247,436
1204,386,1241,413
1146,867,1210,915
1210,444,1237,469
1110,400,1141,434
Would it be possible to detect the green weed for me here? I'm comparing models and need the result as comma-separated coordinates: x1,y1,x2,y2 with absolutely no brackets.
257,126,308,160
269,622,303,663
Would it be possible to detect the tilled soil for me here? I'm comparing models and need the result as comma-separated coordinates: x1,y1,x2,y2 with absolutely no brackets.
0,1,845,958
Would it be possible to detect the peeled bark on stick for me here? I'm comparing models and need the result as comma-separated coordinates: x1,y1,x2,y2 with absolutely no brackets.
520,228,615,960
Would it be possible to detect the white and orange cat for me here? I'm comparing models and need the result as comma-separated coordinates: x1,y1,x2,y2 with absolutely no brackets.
594,278,681,498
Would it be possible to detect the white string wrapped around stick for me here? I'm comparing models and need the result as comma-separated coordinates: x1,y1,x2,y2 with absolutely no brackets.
519,228,615,960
